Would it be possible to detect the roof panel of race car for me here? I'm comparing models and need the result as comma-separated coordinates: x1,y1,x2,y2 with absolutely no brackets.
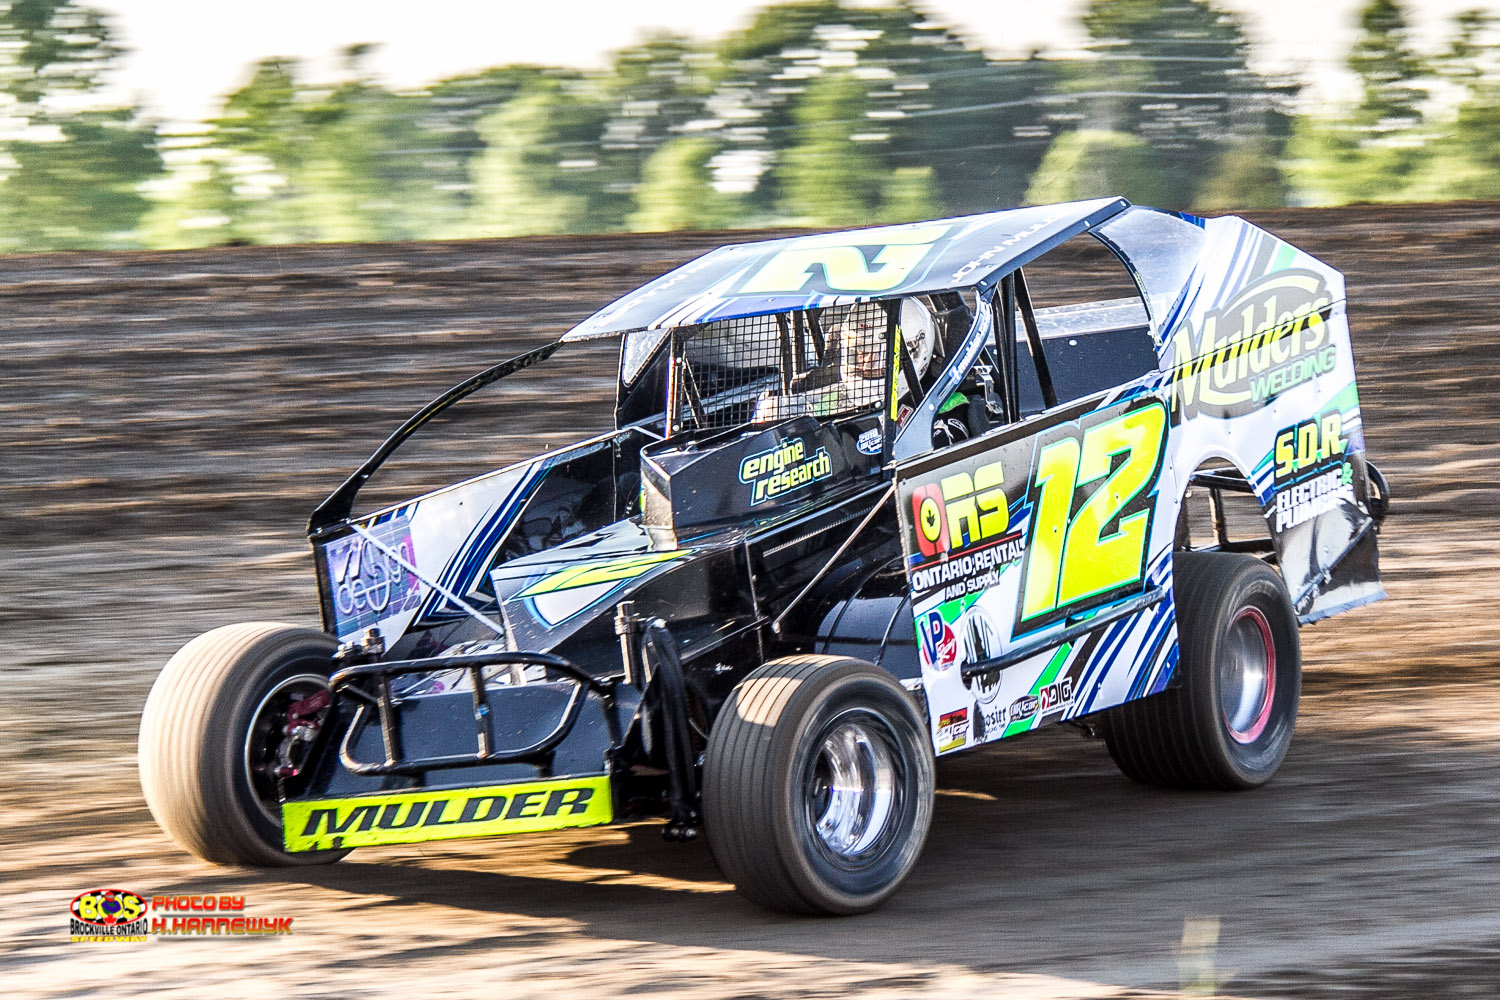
563,197,1129,340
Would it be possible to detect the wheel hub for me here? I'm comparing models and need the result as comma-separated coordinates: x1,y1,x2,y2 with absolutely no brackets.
806,716,898,862
1221,606,1276,744
244,673,333,822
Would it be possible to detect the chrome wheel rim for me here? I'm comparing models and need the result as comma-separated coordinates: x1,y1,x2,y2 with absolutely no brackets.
1221,607,1276,745
805,713,900,863
244,673,331,823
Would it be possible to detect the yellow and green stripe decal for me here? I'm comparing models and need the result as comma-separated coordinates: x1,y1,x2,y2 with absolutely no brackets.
517,551,683,597
283,775,612,852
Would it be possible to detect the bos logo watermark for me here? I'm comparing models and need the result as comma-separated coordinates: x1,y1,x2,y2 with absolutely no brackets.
70,889,148,942
68,890,292,941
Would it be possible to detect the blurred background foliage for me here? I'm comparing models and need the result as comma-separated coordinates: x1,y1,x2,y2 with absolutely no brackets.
3,0,1500,250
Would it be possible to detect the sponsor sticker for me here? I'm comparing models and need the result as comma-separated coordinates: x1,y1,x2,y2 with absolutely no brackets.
937,708,970,752
1273,464,1355,533
917,609,959,671
283,775,613,853
324,515,422,637
1168,268,1336,422
738,436,833,505
514,551,686,628
1008,694,1039,724
856,427,883,456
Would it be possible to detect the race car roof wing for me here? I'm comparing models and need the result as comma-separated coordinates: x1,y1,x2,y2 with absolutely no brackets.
562,197,1129,342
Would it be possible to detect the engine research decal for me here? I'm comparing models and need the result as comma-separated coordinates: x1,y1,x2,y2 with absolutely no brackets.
738,436,833,506
282,775,614,852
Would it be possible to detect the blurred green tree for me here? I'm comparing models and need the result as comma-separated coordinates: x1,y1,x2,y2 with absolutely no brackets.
880,166,940,222
0,0,162,250
1404,10,1500,200
629,136,737,231
777,70,883,225
1286,0,1433,204
1024,128,1174,206
1067,0,1295,208
153,48,458,245
467,81,627,236
712,1,1057,219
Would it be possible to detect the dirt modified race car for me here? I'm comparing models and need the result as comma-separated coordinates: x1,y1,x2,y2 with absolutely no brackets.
139,197,1389,914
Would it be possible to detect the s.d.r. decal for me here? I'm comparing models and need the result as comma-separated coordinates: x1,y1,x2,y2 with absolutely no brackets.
1168,268,1335,422
283,776,613,852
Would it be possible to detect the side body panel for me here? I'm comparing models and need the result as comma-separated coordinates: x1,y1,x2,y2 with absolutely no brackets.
1161,217,1385,622
896,386,1180,755
895,213,1384,756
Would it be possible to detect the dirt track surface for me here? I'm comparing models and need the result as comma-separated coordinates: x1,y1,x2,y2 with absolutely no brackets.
5,205,1500,997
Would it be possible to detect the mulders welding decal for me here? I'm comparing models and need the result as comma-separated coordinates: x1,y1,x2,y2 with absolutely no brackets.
1167,268,1335,423
896,393,1175,755
283,775,613,852
513,550,687,627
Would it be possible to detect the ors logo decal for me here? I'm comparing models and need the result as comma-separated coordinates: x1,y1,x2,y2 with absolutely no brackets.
1169,268,1336,422
910,460,1008,558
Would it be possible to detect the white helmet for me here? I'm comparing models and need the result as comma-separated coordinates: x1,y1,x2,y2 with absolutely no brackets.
899,298,936,384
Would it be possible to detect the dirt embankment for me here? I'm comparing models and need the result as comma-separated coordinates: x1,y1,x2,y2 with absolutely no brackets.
4,204,1500,998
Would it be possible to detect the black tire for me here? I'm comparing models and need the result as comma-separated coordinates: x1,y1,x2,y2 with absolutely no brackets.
702,655,934,914
138,622,348,866
1102,552,1301,790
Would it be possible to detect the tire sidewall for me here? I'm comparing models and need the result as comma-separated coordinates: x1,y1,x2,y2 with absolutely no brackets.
769,667,934,914
201,629,339,863
1189,563,1301,786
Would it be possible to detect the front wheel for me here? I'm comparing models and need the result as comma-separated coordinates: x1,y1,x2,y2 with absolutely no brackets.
138,622,348,866
1102,551,1301,790
702,655,934,914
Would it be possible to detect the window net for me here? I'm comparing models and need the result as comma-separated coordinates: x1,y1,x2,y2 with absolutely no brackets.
668,302,890,433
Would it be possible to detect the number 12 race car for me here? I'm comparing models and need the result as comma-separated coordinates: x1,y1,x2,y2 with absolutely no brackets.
139,198,1388,914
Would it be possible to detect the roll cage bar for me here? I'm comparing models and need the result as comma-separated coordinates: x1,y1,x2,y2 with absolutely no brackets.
307,267,1062,536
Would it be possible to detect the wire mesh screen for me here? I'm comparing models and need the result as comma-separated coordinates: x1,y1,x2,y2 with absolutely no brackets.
669,302,889,433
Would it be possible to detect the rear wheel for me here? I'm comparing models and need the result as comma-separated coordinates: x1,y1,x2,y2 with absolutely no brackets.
1103,552,1300,789
138,622,348,866
703,655,934,914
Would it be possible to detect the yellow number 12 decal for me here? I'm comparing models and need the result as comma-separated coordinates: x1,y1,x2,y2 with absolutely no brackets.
1020,400,1168,627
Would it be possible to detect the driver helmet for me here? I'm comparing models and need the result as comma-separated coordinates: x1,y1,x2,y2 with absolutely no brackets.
837,298,937,392
898,298,937,393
